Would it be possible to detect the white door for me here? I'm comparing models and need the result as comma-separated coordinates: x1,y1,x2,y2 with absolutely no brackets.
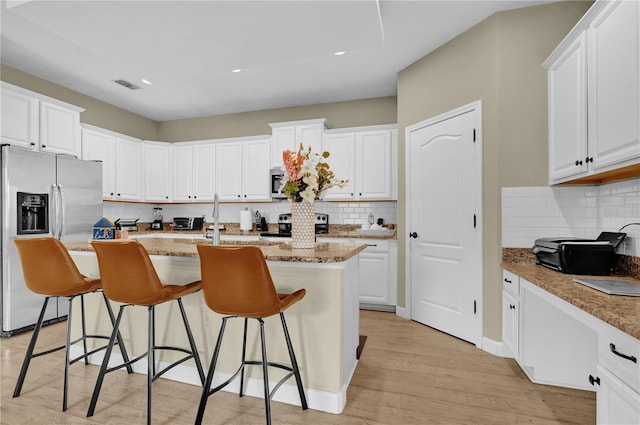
406,102,481,345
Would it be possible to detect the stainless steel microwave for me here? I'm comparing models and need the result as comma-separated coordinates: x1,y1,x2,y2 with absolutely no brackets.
270,167,288,199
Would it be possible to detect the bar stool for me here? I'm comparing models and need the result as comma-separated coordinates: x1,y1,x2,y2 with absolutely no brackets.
87,239,205,425
12,237,133,411
195,245,308,425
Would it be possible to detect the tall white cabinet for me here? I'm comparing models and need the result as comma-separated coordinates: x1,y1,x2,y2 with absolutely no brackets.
1,81,83,158
171,141,216,202
269,119,327,168
216,136,270,201
544,0,640,184
142,141,171,202
323,125,397,200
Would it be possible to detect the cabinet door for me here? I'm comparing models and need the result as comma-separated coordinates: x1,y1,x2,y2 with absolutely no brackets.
0,87,38,149
39,101,81,157
548,33,588,183
357,130,393,199
82,128,116,199
114,137,142,200
217,142,243,200
322,133,355,200
143,141,171,202
596,365,640,425
358,249,390,305
297,123,324,153
271,126,296,168
192,143,216,201
171,144,194,201
502,291,519,359
242,138,270,201
588,0,640,171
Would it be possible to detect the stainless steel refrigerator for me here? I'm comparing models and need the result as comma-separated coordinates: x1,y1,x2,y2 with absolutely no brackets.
1,145,103,336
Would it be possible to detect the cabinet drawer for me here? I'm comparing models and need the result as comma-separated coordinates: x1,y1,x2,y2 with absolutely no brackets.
361,239,389,252
599,321,640,393
502,269,520,296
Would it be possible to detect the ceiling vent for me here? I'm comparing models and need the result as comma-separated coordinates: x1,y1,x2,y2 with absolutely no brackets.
113,79,141,90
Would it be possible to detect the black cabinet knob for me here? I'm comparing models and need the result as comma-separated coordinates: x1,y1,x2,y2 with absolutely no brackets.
588,374,600,386
409,232,418,239
509,305,516,310
575,160,583,166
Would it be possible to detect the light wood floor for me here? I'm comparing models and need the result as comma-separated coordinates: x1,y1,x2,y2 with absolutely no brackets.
0,310,595,424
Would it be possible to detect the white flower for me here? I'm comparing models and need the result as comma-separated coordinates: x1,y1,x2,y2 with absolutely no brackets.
300,187,316,203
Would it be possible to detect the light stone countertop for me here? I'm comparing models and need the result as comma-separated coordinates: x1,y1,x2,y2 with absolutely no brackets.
502,248,640,340
66,237,368,264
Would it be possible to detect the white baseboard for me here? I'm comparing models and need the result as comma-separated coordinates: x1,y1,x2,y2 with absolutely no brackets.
70,346,347,414
395,305,409,319
481,336,503,356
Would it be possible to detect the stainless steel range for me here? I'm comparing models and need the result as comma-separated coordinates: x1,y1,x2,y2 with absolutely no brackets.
260,213,329,237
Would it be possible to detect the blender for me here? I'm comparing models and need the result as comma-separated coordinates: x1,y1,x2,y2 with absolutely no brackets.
151,207,163,230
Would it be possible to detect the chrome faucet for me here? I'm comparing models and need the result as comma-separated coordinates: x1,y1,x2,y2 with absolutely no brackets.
211,193,220,245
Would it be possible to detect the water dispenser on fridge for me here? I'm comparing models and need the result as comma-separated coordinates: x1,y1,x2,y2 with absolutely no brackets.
17,192,49,235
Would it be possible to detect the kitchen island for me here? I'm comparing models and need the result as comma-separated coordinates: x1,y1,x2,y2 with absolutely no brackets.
65,238,366,414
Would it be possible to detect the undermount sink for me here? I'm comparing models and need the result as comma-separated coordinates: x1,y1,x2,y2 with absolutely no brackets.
356,228,395,236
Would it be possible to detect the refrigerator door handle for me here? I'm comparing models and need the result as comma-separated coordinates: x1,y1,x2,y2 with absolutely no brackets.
51,183,61,239
57,184,65,240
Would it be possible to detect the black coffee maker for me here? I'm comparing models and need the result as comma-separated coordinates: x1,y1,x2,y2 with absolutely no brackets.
151,207,163,230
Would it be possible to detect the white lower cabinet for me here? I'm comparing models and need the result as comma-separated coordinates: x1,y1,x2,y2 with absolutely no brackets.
501,269,520,359
504,268,640,424
319,237,397,309
595,365,640,425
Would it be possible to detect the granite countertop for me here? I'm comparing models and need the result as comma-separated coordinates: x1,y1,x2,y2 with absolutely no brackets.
66,237,367,264
502,248,640,340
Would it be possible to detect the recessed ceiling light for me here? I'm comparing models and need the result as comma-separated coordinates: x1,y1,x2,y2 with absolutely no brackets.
231,68,242,73
334,51,346,56
142,79,153,85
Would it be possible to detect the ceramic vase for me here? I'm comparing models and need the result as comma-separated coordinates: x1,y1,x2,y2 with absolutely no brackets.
290,200,315,249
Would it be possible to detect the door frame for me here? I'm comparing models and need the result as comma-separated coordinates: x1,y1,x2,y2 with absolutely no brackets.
403,100,483,347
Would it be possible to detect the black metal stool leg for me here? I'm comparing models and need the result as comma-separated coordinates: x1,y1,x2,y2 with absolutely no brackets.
62,296,75,411
280,312,308,410
13,297,50,398
147,305,155,425
239,317,248,397
101,293,133,374
177,298,205,385
195,317,228,425
87,304,126,417
80,294,88,365
259,318,271,425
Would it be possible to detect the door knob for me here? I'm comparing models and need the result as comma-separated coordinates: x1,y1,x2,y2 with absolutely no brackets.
409,232,418,239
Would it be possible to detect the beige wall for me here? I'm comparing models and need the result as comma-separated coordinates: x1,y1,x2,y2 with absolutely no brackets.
158,97,397,141
397,1,592,341
1,64,160,141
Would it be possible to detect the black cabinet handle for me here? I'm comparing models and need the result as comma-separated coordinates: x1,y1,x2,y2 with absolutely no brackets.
409,232,418,239
588,374,600,386
610,343,637,363
509,304,516,310
504,278,512,284
585,157,593,163
575,159,583,166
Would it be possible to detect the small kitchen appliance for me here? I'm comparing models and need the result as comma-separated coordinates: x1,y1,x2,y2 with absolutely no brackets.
151,207,163,230
173,216,204,230
260,213,329,237
115,218,139,232
270,167,287,200
531,232,626,275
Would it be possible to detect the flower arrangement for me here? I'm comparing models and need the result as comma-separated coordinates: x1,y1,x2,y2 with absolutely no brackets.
282,144,347,203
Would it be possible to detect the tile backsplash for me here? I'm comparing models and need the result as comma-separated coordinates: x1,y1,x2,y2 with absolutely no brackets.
104,200,397,227
502,178,640,256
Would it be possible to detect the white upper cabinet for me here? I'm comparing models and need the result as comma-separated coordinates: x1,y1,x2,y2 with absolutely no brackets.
142,141,171,202
323,126,397,200
171,141,216,202
544,0,640,184
1,82,83,157
81,124,141,201
587,0,640,172
82,126,116,198
216,136,270,201
269,119,327,168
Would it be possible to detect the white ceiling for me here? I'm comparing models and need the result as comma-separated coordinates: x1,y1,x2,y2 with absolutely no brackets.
1,0,552,122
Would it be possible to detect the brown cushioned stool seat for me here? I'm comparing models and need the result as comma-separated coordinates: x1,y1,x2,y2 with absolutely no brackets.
12,237,133,411
87,240,205,425
195,245,308,425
